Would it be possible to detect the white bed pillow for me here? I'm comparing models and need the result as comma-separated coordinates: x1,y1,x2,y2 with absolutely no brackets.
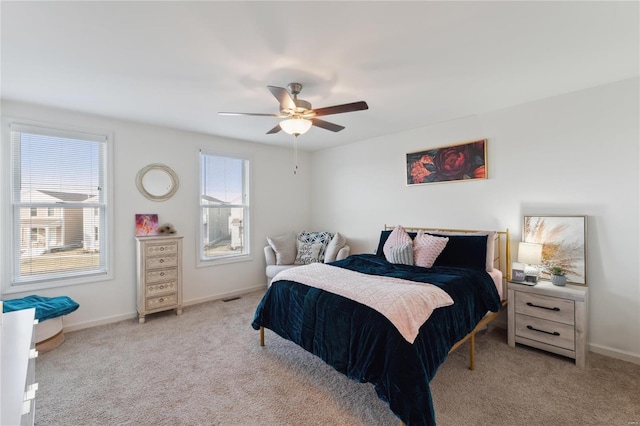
413,231,449,268
383,225,413,262
267,232,297,265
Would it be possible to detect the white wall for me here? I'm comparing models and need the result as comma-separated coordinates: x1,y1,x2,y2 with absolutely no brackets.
1,100,312,329
310,77,640,362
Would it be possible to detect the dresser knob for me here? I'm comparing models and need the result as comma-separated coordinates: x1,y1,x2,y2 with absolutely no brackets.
160,272,165,276
160,259,165,263
159,298,164,302
160,247,165,251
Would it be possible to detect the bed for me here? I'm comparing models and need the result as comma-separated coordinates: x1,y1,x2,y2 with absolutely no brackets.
251,226,511,425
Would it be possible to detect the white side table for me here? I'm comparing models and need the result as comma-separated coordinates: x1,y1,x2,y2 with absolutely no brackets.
1,308,38,425
508,280,588,367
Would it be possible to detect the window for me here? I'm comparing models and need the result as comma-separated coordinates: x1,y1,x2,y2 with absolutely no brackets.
9,122,111,287
199,151,250,264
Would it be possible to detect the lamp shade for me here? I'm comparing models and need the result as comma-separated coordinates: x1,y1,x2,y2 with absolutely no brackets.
517,242,543,265
279,118,312,136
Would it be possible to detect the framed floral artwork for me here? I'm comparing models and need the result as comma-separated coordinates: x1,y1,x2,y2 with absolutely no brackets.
406,139,487,185
523,215,587,285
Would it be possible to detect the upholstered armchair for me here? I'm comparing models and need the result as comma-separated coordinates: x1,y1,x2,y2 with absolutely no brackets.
264,232,350,286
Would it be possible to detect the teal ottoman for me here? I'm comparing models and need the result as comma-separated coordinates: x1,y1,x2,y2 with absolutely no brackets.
3,295,79,352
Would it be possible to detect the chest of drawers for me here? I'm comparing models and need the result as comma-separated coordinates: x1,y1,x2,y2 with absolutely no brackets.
508,280,588,367
136,235,183,323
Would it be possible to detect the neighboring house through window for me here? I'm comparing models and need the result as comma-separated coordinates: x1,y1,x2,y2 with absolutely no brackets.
199,150,250,264
7,121,112,288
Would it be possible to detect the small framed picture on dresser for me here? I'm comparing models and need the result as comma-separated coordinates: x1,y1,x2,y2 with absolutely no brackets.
511,268,526,282
135,214,159,236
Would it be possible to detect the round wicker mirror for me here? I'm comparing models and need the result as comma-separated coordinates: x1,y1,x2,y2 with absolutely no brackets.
136,163,179,201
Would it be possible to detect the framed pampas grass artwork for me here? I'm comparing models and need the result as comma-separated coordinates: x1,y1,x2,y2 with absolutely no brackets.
523,215,587,285
406,139,487,185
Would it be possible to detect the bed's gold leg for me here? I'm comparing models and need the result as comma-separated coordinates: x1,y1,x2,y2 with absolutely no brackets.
469,333,476,371
259,326,265,346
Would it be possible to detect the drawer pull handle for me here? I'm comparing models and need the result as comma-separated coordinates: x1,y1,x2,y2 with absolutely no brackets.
160,272,165,276
527,325,560,336
160,259,165,263
526,302,560,311
160,247,165,251
159,298,164,302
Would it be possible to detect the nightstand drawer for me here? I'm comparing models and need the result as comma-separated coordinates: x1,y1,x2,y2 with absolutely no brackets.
146,254,178,270
515,292,574,325
515,313,575,351
146,268,178,284
146,281,177,298
146,294,177,311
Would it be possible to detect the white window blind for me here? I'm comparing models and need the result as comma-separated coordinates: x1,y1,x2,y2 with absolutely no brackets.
10,122,109,285
199,151,250,263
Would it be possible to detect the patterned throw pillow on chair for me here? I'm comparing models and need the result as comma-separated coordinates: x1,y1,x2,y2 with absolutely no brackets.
297,231,333,262
295,241,324,265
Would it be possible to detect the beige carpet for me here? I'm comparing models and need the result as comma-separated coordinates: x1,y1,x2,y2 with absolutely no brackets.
35,290,640,426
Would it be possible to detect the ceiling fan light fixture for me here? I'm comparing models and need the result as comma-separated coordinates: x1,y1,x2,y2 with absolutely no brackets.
280,118,312,136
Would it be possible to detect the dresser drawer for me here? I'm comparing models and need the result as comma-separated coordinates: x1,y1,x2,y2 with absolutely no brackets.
146,267,178,284
146,254,178,270
146,281,177,298
146,294,177,311
146,242,178,256
515,313,575,351
515,291,575,325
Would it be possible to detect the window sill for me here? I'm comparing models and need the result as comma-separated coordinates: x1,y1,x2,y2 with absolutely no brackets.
3,272,113,295
197,254,253,268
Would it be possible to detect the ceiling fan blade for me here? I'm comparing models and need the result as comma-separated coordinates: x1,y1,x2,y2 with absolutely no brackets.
311,118,345,132
267,86,296,110
218,112,285,117
266,124,282,134
312,101,368,117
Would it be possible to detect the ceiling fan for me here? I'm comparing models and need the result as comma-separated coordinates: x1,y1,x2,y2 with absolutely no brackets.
219,82,369,136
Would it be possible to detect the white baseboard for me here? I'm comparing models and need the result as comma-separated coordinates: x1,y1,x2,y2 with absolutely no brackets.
182,284,266,307
64,312,137,333
589,343,640,365
62,285,267,333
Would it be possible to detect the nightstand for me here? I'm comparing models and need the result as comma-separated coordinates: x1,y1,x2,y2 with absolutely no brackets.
508,280,588,367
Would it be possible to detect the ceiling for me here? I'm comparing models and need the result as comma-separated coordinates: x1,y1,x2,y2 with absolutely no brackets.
1,1,638,151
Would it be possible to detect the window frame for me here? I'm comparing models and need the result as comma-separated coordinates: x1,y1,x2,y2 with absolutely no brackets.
197,149,251,267
1,118,114,293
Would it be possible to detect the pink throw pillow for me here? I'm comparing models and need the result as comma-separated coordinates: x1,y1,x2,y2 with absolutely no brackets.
413,231,449,268
383,226,413,262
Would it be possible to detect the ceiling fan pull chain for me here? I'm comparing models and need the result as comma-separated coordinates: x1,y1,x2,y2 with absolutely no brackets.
293,135,298,175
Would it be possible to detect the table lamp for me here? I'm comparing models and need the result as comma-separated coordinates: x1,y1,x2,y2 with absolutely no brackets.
518,242,543,283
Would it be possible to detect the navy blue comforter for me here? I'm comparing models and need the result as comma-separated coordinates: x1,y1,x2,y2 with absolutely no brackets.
251,254,502,425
